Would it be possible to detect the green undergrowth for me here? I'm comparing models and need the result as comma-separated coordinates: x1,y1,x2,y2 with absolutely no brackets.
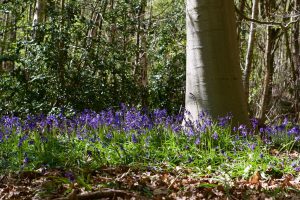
1,123,299,182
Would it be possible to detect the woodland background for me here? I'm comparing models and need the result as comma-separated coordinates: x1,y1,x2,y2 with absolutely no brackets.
0,0,299,122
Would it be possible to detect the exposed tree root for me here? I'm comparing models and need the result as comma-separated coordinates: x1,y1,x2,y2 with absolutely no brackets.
53,188,139,200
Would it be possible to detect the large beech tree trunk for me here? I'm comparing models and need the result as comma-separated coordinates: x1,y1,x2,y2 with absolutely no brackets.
185,0,249,125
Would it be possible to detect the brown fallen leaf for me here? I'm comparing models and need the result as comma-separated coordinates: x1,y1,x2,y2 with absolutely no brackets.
249,171,261,184
281,174,293,188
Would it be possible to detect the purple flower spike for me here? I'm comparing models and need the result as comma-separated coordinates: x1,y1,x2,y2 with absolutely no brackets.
132,134,138,143
23,156,29,165
294,166,300,172
195,137,200,145
212,132,218,140
65,172,75,182
259,153,264,158
250,118,259,129
288,126,300,135
106,133,113,140
249,143,256,151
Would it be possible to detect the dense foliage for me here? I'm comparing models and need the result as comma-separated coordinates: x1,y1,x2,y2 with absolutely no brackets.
0,0,185,116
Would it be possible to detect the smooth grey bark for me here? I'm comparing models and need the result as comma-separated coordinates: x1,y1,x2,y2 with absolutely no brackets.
185,0,249,125
244,0,259,104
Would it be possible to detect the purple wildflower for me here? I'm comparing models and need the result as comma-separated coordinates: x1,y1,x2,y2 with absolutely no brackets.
65,172,75,182
106,133,113,140
250,118,259,129
132,134,138,143
23,153,29,165
188,156,194,163
291,161,297,168
249,143,256,151
18,135,28,148
212,132,218,140
195,137,200,145
288,126,300,135
259,153,264,159
171,124,181,132
238,125,248,136
294,166,300,172
87,150,92,157
218,115,231,127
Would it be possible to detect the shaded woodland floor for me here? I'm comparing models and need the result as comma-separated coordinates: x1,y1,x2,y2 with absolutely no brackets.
1,162,300,200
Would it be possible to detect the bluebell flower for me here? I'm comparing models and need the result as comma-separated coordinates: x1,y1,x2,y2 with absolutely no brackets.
198,111,207,120
238,125,248,136
212,132,218,140
132,134,138,143
187,128,194,136
288,126,300,135
283,117,289,126
264,126,274,135
65,172,75,182
106,133,113,140
260,153,264,159
195,137,200,145
250,118,259,129
204,119,212,127
171,124,181,133
259,127,264,133
23,153,29,165
233,127,237,132
249,143,256,151
291,161,297,168
221,150,226,156
18,135,28,148
218,115,231,127
294,166,300,172
275,124,286,132
87,150,92,157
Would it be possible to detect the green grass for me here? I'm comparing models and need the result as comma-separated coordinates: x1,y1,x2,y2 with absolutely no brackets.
1,120,299,182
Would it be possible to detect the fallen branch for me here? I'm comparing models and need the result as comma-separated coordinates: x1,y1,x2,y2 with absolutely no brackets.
53,188,140,200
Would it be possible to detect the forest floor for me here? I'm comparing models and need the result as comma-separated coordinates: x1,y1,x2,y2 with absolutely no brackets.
1,163,300,200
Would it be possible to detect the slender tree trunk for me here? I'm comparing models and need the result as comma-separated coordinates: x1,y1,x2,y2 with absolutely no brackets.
0,12,9,72
258,27,278,123
293,0,300,120
257,1,281,124
134,0,148,107
32,0,46,42
244,0,259,106
236,0,246,47
185,0,249,125
57,0,66,106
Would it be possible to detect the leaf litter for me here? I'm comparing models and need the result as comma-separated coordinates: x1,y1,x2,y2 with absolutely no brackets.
1,165,300,200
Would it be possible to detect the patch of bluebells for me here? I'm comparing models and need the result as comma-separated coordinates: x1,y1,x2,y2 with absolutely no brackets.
0,106,299,153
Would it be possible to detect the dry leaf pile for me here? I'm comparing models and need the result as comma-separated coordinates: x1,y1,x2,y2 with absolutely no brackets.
1,166,300,200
